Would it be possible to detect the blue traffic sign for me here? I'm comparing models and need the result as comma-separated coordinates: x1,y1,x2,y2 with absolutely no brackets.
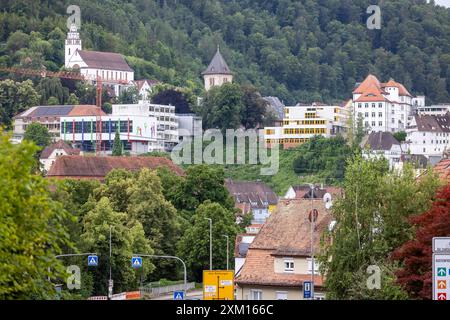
132,256,142,268
303,281,313,299
88,255,98,267
173,291,184,300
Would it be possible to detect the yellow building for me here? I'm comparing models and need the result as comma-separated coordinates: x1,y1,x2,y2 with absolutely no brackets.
264,102,350,149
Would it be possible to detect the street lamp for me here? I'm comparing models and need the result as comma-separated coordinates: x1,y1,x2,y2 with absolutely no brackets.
309,183,317,300
223,235,229,270
205,218,212,270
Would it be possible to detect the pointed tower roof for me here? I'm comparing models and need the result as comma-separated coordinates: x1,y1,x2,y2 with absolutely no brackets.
202,46,233,75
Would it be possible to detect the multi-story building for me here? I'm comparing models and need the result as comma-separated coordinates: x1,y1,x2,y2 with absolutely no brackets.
12,105,104,143
352,74,424,133
405,113,450,159
112,103,179,151
59,114,158,154
264,102,349,149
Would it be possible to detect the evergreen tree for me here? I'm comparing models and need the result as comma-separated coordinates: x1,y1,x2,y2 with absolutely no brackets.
112,130,122,156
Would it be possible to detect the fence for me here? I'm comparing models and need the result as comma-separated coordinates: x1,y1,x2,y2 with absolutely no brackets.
140,282,196,297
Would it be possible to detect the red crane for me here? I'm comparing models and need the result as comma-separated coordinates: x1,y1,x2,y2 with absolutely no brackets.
0,66,129,154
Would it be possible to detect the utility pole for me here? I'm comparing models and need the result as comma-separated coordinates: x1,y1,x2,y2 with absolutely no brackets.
205,218,212,270
223,235,229,270
310,184,315,300
108,225,113,300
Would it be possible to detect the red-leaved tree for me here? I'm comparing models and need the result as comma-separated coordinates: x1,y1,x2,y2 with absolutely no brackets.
391,183,450,299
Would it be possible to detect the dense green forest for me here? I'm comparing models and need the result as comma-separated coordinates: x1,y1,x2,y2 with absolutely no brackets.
1,0,450,105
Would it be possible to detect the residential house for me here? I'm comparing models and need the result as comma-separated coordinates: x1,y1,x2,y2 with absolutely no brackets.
235,199,332,300
284,185,342,200
362,131,402,168
405,113,450,160
40,140,81,172
225,179,278,225
134,79,160,102
47,155,184,180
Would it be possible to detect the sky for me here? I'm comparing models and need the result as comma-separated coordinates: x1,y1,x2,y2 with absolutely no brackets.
433,0,450,8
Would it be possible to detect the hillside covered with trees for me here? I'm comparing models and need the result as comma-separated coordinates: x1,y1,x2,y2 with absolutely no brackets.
1,0,450,105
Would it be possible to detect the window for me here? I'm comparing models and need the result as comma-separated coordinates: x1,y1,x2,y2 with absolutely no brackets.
358,103,362,108
284,259,294,273
379,103,383,108
379,121,383,126
379,112,382,117
307,259,320,275
276,292,288,300
365,103,368,108
251,290,262,300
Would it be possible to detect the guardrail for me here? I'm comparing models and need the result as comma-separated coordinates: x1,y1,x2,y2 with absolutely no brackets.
140,282,196,297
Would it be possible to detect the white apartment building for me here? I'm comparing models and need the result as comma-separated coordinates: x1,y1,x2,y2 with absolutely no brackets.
264,102,349,149
352,74,424,133
112,103,178,151
405,113,450,158
59,114,158,154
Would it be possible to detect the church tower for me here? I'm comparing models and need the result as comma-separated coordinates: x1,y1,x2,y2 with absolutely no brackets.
65,23,82,68
202,45,233,91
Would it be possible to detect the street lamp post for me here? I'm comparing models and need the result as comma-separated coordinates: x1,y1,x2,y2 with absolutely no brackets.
134,254,187,296
205,218,212,270
223,235,229,270
310,184,315,300
109,225,113,300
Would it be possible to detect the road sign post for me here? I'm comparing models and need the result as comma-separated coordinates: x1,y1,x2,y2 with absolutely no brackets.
88,255,98,267
203,270,234,300
173,291,185,300
132,256,143,268
303,281,313,299
432,237,450,301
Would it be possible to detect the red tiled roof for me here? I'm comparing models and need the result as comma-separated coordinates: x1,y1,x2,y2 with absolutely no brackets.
433,159,450,182
78,50,133,72
47,155,184,179
235,199,331,287
68,105,106,117
40,140,80,159
353,74,413,101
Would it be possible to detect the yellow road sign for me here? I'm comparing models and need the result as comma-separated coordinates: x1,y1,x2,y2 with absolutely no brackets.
203,270,234,300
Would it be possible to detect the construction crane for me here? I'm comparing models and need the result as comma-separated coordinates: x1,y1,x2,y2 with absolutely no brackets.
0,66,129,154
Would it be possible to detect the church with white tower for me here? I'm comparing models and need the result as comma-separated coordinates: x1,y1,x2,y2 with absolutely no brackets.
64,24,134,96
